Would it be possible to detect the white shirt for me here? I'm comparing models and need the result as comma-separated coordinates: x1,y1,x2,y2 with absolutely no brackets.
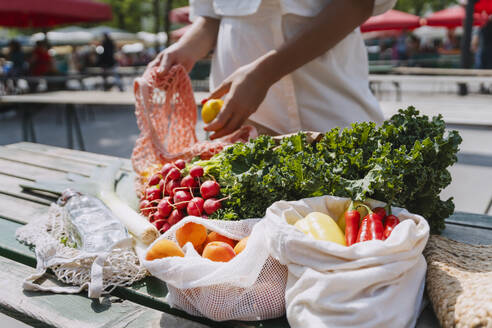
190,0,396,134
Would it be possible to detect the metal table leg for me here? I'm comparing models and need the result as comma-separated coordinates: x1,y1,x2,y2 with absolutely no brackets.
65,104,85,151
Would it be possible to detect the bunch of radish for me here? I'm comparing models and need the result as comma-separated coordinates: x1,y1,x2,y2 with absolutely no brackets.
139,159,224,234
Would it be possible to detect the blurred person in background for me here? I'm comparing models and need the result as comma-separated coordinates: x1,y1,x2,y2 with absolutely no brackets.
99,33,123,91
7,40,26,76
479,17,492,69
29,40,55,76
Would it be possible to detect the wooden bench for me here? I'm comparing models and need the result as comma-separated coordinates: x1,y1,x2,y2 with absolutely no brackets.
0,142,490,327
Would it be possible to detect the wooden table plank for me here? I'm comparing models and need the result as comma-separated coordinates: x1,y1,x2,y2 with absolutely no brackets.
0,146,96,177
7,142,133,172
441,223,492,245
446,211,492,230
0,174,53,206
0,194,49,225
0,256,207,328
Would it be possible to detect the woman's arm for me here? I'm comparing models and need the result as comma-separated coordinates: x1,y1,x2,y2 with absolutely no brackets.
205,0,375,139
149,16,220,75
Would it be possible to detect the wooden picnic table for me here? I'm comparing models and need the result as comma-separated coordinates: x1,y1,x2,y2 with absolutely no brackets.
0,91,208,151
0,142,490,328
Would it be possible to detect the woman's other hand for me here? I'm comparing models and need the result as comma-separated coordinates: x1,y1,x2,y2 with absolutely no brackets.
204,61,273,139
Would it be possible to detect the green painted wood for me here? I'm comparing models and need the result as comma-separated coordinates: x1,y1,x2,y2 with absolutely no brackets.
0,146,96,177
445,211,492,230
0,218,288,328
0,256,208,328
440,223,492,245
7,142,133,172
0,194,49,225
0,173,54,206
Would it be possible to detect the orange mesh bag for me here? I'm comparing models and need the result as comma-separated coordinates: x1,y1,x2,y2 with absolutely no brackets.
133,65,257,189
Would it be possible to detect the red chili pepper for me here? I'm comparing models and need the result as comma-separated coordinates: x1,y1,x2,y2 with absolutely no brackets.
356,217,371,243
355,204,384,242
373,207,387,221
383,215,400,240
344,201,360,246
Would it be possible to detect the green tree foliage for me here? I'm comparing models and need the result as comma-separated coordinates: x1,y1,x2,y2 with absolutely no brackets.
394,0,458,16
98,0,189,33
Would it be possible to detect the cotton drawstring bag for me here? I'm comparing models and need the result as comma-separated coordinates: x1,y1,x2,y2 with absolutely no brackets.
263,195,429,328
142,216,287,321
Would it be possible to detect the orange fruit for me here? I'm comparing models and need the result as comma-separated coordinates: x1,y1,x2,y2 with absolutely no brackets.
146,239,184,261
202,241,236,262
206,231,237,248
233,236,249,255
195,241,206,255
175,222,208,248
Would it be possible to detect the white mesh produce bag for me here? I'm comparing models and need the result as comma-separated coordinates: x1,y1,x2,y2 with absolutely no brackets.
263,195,429,328
142,216,287,321
16,204,147,298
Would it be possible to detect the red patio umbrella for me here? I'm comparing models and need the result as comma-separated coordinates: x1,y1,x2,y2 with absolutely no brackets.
426,5,486,28
0,0,112,28
475,0,492,14
169,6,191,24
361,10,422,32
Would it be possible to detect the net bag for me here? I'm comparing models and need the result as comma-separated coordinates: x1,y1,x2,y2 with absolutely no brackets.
16,204,147,298
142,216,287,321
132,65,257,187
263,195,430,328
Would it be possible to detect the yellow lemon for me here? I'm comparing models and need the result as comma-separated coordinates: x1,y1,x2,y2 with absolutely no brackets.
201,99,223,123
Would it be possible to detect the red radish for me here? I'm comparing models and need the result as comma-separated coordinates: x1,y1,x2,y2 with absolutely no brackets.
190,166,204,178
158,179,165,191
165,179,181,197
148,173,161,186
181,175,197,188
187,197,205,216
157,197,173,217
174,190,192,210
154,216,167,231
145,186,161,202
160,163,173,176
204,198,222,215
140,199,151,216
200,180,220,199
168,209,184,225
159,222,171,234
174,159,186,170
167,167,181,180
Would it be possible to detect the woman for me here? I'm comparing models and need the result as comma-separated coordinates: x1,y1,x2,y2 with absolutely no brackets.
151,0,396,139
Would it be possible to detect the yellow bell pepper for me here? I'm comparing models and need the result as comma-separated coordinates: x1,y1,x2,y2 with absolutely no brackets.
295,212,346,246
337,201,368,232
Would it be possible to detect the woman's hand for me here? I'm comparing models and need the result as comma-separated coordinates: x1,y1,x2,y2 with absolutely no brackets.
147,17,220,76
204,61,273,139
147,42,198,76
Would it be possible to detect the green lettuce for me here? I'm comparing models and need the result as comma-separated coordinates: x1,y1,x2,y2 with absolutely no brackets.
197,107,461,234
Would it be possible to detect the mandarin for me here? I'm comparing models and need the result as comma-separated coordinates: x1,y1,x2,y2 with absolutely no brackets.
175,222,208,248
202,241,235,262
206,231,237,248
146,239,184,261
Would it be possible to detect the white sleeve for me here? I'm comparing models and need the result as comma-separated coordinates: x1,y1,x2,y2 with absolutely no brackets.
372,0,397,16
189,0,220,21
